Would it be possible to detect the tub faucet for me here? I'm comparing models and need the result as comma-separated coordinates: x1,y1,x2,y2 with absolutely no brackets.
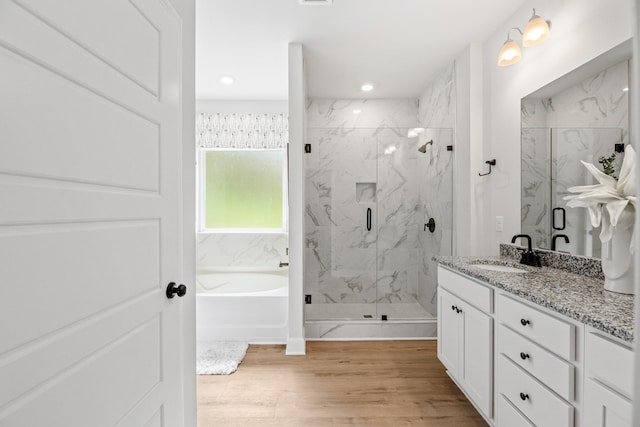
279,261,289,268
551,234,570,251
511,234,541,267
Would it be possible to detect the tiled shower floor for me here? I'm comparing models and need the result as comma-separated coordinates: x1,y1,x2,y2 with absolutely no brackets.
305,302,433,321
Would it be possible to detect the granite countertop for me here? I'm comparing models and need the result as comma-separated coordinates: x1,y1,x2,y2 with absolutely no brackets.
436,256,634,343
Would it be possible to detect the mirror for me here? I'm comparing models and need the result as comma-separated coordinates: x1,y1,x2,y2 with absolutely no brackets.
521,40,632,257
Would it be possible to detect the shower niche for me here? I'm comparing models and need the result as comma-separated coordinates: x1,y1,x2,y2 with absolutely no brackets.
303,100,453,338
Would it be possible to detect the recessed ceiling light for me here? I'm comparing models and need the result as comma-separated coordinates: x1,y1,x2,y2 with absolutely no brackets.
360,83,374,92
623,87,629,92
298,0,332,4
220,75,235,85
353,109,362,114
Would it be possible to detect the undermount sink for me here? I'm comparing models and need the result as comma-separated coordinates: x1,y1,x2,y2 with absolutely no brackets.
471,264,527,274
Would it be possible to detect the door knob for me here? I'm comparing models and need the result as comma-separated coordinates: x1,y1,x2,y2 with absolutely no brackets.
166,282,187,299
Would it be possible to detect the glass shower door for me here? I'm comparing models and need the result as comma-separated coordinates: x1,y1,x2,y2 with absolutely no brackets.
304,129,378,320
375,129,453,320
304,127,454,322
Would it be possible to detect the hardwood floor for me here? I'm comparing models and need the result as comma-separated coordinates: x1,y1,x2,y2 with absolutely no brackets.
197,340,487,426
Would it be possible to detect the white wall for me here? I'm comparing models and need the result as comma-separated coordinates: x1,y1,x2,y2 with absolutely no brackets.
287,43,306,355
482,0,634,255
451,44,485,256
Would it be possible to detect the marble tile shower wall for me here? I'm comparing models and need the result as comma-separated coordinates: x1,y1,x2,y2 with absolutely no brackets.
196,233,288,270
521,60,629,251
417,62,455,127
305,99,422,309
416,62,455,316
416,129,453,315
303,69,456,320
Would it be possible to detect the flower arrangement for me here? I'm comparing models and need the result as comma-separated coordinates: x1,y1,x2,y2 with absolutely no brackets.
563,145,636,252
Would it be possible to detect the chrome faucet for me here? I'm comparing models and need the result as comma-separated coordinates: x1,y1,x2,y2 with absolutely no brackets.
279,261,289,268
511,234,541,267
551,234,570,251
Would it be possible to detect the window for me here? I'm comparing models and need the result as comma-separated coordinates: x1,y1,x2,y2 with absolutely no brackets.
198,149,287,232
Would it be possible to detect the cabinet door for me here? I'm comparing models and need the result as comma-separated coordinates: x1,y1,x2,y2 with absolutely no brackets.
438,288,461,376
584,378,632,427
461,300,493,418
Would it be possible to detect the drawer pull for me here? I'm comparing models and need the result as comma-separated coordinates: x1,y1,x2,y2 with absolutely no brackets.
519,392,529,401
520,352,530,360
451,305,456,311
520,318,530,326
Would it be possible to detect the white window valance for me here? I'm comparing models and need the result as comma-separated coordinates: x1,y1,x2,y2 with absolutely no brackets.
196,113,289,149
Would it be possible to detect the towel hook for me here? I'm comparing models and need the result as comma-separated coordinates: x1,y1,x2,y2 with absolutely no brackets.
479,159,496,176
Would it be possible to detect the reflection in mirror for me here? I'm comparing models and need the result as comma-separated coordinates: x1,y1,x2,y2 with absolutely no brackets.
521,41,631,258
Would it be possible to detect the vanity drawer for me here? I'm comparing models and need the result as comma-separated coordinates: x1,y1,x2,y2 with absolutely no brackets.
498,324,574,401
586,331,633,398
497,394,535,427
497,294,575,360
438,266,492,313
498,355,573,427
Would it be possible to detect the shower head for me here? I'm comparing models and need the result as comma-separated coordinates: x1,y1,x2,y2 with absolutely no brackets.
418,140,433,153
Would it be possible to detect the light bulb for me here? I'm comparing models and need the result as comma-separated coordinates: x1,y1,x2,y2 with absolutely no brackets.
523,11,550,47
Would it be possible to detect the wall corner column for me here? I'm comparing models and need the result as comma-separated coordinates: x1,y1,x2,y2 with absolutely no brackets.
286,42,306,355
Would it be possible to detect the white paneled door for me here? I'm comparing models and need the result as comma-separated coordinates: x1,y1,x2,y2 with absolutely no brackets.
0,0,191,426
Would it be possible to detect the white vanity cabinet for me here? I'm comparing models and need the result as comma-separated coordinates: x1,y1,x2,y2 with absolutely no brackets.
438,263,634,427
437,266,493,421
583,328,633,427
495,293,578,427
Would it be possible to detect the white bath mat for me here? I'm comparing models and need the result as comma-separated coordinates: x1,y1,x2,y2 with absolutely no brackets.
196,341,249,375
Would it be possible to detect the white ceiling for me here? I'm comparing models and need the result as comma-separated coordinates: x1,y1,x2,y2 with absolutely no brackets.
196,0,528,100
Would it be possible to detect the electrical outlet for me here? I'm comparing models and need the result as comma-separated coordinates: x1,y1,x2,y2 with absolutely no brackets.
495,216,504,232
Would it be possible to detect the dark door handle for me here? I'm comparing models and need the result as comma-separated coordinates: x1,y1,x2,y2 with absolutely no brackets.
520,392,529,401
367,208,372,231
520,352,530,360
166,282,187,299
552,207,566,230
520,318,530,326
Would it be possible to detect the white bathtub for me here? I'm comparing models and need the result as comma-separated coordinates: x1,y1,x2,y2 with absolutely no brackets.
196,268,288,343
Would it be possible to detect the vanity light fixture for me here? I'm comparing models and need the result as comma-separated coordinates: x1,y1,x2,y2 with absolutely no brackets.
522,9,551,46
498,29,523,66
498,8,551,67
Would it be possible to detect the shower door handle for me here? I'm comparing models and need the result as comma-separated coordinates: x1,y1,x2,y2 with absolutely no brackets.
366,208,372,231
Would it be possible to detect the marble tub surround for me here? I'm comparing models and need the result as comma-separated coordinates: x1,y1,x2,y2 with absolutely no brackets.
436,256,633,342
500,243,604,280
196,233,288,270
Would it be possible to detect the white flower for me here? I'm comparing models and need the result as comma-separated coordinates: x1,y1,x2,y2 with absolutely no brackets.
563,145,637,253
